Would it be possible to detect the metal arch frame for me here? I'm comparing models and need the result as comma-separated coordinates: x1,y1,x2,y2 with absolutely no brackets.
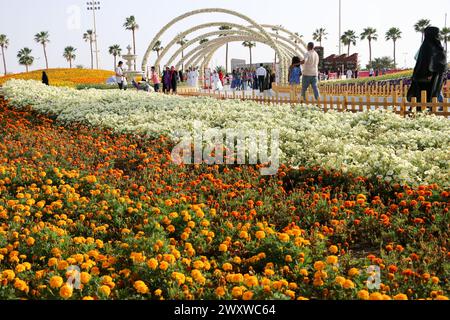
142,8,288,83
160,24,304,71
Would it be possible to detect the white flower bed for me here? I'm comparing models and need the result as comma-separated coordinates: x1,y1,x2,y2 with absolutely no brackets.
3,79,450,186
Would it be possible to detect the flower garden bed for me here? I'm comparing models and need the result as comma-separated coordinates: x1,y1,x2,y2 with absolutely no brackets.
0,96,448,300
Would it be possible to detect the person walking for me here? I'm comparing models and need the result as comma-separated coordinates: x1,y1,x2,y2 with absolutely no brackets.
256,63,267,93
346,69,353,79
150,66,160,92
163,67,171,94
170,66,178,94
42,71,49,86
407,26,447,103
115,61,126,90
300,42,320,101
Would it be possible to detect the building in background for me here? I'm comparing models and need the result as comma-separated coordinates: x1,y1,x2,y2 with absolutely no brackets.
230,59,246,71
322,53,359,73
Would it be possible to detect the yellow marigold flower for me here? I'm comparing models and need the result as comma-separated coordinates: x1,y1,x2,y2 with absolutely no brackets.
335,276,346,286
14,279,29,293
239,231,248,239
329,245,338,254
255,231,266,240
343,279,355,289
313,278,324,287
348,268,360,277
147,258,158,270
85,175,97,184
159,261,169,271
435,296,449,300
278,233,290,242
431,276,439,284
82,296,94,300
393,294,408,300
369,292,384,300
216,286,226,297
222,263,233,271
60,284,73,299
357,290,370,300
300,269,308,277
314,261,325,271
243,291,254,300
285,290,296,299
193,260,205,270
219,244,228,252
48,257,58,267
15,264,26,273
134,281,149,294
154,289,162,296
2,270,15,281
264,269,275,277
232,286,243,298
80,272,91,284
98,285,111,297
49,276,64,288
26,237,35,246
326,255,338,265
172,272,186,285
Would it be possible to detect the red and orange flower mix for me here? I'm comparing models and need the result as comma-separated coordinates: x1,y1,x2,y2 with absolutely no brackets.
0,98,448,300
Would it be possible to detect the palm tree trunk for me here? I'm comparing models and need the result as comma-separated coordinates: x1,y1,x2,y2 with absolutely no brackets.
393,40,396,67
348,44,350,56
26,65,29,73
132,29,136,71
1,46,6,75
114,55,117,70
369,40,372,64
90,41,94,69
181,50,184,71
43,44,49,69
225,43,229,74
249,47,252,66
69,59,72,69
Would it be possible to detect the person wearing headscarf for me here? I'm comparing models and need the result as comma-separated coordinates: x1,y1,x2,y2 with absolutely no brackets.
407,26,447,103
42,71,49,86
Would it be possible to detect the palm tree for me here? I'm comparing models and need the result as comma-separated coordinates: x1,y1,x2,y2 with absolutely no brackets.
360,27,378,66
414,19,431,42
291,32,303,45
440,27,450,52
152,40,163,58
242,41,256,66
219,26,232,73
83,30,95,69
340,30,358,56
176,35,188,71
0,34,9,75
34,31,50,69
109,44,122,69
17,47,34,72
272,25,283,65
199,39,209,45
385,27,402,67
312,28,328,47
124,16,139,70
63,46,76,68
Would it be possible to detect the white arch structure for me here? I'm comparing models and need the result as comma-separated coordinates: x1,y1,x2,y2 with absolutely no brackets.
142,8,307,84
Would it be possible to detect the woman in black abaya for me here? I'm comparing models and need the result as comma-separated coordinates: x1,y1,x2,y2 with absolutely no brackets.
407,26,447,103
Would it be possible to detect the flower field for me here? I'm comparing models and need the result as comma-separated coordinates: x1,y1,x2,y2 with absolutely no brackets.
0,69,114,87
3,80,450,187
0,79,449,300
0,92,449,300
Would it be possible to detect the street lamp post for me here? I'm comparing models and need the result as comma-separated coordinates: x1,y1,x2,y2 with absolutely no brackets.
87,1,100,69
339,0,342,55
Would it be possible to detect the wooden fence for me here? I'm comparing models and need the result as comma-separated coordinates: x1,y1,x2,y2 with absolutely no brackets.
178,88,450,118
273,81,450,97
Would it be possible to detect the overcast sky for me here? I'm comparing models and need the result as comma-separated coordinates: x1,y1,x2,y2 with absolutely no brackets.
0,0,449,73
